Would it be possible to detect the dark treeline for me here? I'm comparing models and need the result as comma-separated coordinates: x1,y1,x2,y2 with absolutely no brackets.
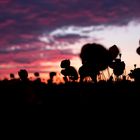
1,43,140,104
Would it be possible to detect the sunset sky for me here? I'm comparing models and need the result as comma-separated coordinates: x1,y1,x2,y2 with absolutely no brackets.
0,0,140,79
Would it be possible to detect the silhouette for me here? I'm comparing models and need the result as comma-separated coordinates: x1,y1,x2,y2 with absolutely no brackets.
129,64,140,83
108,45,120,61
79,63,99,83
79,43,119,82
60,59,78,82
1,41,140,104
17,69,34,102
10,73,15,80
136,40,140,55
34,72,40,78
18,69,29,82
34,72,41,83
48,72,56,84
109,54,125,78
133,40,140,82
108,75,114,83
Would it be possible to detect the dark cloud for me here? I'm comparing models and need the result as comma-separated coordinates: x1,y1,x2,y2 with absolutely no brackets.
0,47,75,65
0,0,140,45
53,34,89,45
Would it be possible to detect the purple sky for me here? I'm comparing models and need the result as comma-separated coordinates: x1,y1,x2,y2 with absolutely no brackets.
0,0,140,78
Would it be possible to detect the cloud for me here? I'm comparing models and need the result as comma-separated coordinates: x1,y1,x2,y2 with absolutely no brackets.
0,45,38,54
0,0,140,74
0,0,140,46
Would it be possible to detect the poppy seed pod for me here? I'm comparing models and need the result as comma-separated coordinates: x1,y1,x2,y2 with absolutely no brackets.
60,59,70,68
136,47,140,55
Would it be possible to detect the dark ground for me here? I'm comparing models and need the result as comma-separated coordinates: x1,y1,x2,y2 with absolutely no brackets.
0,79,140,104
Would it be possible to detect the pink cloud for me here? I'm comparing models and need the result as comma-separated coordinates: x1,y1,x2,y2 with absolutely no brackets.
0,0,140,77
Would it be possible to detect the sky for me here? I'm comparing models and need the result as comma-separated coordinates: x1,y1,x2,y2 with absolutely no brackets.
0,0,140,79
